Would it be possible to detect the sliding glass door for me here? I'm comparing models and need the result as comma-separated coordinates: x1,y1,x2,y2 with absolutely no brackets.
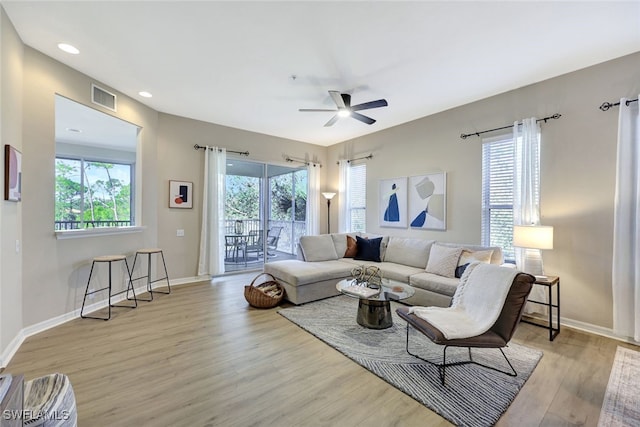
224,159,307,273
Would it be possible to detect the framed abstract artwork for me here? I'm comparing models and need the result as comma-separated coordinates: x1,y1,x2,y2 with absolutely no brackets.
169,180,193,208
379,177,407,228
408,172,447,230
4,145,22,202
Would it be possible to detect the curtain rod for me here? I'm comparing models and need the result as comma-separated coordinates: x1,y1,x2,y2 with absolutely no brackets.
193,144,249,156
336,154,373,165
284,155,322,167
460,114,562,140
599,98,639,111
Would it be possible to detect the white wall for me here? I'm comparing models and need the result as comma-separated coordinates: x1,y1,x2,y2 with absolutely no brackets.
327,51,640,330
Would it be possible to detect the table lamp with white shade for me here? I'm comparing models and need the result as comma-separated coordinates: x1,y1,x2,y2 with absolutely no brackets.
513,225,554,279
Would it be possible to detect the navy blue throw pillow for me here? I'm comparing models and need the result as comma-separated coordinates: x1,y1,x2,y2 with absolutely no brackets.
354,236,383,262
455,262,470,279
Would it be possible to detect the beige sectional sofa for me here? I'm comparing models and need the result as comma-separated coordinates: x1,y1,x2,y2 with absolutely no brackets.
263,233,503,306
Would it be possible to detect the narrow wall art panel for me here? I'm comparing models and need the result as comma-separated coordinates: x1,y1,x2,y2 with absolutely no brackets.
409,172,446,230
4,145,22,202
379,177,407,228
169,180,193,209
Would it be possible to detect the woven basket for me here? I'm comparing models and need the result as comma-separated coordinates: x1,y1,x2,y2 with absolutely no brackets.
244,272,285,308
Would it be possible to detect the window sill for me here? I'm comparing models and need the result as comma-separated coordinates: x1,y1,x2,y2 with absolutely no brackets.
55,226,146,240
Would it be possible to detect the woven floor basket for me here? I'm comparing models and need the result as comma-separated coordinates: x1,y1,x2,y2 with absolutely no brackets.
244,272,285,308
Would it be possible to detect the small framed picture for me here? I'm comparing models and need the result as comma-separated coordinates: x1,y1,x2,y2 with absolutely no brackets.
4,145,22,202
169,180,193,209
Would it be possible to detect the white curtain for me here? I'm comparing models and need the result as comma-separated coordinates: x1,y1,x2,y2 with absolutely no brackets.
612,96,640,342
513,118,545,314
197,146,226,276
338,160,351,233
513,117,543,275
306,163,320,236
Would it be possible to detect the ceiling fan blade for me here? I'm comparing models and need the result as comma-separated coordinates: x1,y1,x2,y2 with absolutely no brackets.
341,93,351,108
329,91,346,109
299,108,338,112
324,114,340,127
351,112,376,125
351,99,388,111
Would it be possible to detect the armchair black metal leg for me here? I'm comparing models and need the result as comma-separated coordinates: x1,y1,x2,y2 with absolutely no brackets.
403,323,518,385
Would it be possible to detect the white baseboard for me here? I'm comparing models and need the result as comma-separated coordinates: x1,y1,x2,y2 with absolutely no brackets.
0,276,208,368
560,317,640,346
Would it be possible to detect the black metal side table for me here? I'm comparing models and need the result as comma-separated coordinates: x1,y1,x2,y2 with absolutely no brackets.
522,275,560,341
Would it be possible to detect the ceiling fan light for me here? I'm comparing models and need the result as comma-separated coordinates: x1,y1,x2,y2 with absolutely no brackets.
338,109,351,118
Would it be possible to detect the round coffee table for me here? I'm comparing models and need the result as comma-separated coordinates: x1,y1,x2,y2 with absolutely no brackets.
336,278,415,329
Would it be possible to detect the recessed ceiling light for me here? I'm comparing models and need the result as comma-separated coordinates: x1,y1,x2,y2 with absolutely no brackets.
138,91,153,98
66,128,82,133
58,43,79,55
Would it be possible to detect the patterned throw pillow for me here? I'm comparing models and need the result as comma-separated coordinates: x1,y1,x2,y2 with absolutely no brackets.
425,244,463,278
455,249,494,278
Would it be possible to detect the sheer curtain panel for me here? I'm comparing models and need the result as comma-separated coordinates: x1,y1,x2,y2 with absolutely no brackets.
306,163,320,236
612,95,640,342
513,118,543,275
513,118,545,314
197,146,226,276
338,160,351,233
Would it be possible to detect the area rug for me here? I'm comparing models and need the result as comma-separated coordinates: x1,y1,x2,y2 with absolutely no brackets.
278,296,543,427
598,346,640,427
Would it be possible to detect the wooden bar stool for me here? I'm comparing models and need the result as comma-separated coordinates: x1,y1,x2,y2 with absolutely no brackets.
80,255,137,320
130,248,171,301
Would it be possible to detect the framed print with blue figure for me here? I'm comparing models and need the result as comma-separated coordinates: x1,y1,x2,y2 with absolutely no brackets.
379,177,407,228
409,172,446,230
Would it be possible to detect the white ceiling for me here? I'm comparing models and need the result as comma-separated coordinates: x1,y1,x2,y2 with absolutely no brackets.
3,1,640,147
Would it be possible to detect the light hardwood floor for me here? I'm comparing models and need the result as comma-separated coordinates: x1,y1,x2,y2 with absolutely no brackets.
4,273,637,426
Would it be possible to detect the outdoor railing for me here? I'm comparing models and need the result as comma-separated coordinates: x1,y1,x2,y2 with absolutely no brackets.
55,220,132,231
224,219,307,256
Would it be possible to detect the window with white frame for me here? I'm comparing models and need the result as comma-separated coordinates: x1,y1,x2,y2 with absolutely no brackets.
349,163,367,232
481,135,515,261
55,155,134,230
55,95,138,231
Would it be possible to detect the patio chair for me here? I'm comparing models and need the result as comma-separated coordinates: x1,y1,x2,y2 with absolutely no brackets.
396,263,534,385
245,229,264,259
266,226,283,256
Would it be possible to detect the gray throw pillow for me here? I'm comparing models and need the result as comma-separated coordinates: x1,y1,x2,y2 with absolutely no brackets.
299,235,339,262
425,244,463,278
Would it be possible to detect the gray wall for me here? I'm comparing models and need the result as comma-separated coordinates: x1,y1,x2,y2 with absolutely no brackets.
0,8,24,351
20,46,160,327
156,113,327,280
327,51,640,329
1,0,639,361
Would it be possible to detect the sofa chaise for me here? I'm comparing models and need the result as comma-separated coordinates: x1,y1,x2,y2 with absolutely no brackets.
263,233,503,306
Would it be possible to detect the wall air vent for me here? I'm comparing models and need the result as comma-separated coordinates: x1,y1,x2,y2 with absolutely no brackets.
91,84,117,112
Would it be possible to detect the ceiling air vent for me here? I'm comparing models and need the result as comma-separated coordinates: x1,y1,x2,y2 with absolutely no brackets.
91,84,117,112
